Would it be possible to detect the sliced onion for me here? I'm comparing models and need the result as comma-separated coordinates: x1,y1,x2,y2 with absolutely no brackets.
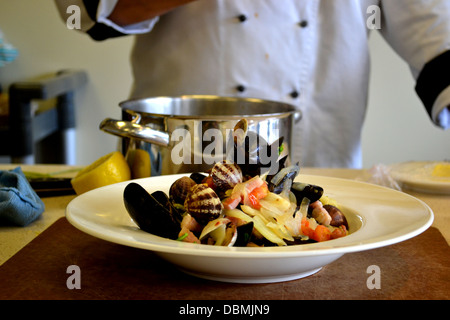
298,197,310,219
252,215,286,246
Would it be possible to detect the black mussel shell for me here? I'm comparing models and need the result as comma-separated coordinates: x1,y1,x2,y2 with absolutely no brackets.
225,119,286,177
291,182,324,203
233,134,285,176
285,238,316,245
266,154,288,183
267,163,300,194
233,222,254,247
189,172,208,184
259,136,285,174
123,182,181,239
152,190,183,222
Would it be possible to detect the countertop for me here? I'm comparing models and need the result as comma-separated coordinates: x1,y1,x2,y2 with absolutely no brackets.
0,164,449,300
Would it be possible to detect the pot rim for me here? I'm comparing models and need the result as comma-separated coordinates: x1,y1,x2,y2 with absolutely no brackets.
118,95,300,119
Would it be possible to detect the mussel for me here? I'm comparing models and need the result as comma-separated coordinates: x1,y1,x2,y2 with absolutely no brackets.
265,163,324,204
234,222,254,247
291,182,324,204
232,118,248,146
123,182,182,239
267,164,300,194
189,172,208,184
226,118,286,177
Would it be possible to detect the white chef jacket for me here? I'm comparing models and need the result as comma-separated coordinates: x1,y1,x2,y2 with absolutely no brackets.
56,0,450,168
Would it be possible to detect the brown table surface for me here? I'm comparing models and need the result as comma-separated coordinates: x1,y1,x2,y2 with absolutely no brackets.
1,166,449,302
0,217,449,300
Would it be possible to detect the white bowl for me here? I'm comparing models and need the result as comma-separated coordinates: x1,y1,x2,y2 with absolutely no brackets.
66,174,433,283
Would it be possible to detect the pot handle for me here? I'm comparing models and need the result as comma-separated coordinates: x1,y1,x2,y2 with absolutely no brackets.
99,118,170,147
294,110,302,123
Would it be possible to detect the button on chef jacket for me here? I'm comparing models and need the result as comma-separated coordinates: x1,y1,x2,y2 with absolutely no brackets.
60,0,450,168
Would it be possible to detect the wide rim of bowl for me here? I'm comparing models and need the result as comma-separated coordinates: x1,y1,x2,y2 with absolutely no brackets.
66,174,434,260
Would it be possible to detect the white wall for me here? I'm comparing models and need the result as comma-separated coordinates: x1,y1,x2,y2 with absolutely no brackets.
362,31,450,168
0,0,132,165
0,1,448,167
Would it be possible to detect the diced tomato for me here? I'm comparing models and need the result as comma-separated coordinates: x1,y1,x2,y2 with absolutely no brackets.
331,225,348,239
312,225,331,242
301,218,315,239
301,219,332,242
250,183,269,200
247,193,261,209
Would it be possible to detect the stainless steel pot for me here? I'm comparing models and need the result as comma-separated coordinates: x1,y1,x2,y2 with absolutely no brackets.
100,95,301,175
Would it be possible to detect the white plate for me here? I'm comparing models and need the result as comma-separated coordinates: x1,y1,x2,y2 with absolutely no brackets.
390,161,450,194
66,174,433,283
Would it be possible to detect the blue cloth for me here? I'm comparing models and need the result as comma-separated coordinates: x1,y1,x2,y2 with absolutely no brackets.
0,29,19,67
0,167,45,226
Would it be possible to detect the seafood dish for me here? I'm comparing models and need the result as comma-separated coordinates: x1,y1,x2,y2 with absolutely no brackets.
123,120,349,247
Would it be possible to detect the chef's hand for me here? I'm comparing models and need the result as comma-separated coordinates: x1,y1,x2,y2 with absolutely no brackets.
108,0,198,26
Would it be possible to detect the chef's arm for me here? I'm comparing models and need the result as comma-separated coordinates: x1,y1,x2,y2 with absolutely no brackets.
54,0,196,41
415,51,450,130
108,0,197,27
379,0,450,130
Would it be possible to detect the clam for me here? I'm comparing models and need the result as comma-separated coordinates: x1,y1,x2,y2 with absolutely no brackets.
210,160,243,192
184,184,223,224
169,176,197,204
123,182,181,239
199,216,255,247
199,218,237,246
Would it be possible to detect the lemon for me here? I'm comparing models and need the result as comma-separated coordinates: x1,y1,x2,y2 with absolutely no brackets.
71,151,131,195
127,149,151,179
432,163,450,178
